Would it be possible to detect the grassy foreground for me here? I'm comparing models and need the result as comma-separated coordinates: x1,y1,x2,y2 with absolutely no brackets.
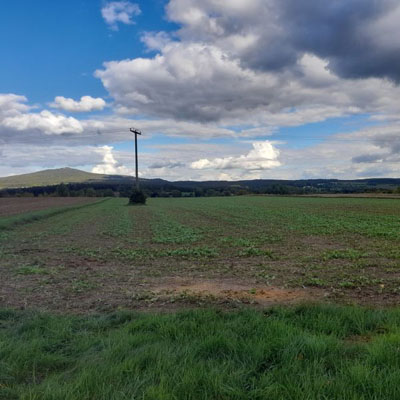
1,305,400,399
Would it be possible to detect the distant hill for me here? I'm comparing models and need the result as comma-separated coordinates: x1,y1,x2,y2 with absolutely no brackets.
0,167,399,195
0,168,109,189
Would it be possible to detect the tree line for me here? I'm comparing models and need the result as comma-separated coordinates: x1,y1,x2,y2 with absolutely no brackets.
1,180,399,198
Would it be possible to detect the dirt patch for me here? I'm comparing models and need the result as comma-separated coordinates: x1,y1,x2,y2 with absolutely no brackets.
152,277,323,306
0,197,99,217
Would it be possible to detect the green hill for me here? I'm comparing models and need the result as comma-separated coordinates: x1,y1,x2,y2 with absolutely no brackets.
0,168,108,189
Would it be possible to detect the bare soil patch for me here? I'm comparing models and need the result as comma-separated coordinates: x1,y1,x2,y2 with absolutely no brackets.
153,277,324,306
0,197,99,217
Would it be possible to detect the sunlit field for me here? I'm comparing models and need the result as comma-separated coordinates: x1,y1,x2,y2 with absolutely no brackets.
1,195,400,399
1,196,399,310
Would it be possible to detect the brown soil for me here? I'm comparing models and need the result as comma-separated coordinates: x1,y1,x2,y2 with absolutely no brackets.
0,197,99,217
153,277,323,306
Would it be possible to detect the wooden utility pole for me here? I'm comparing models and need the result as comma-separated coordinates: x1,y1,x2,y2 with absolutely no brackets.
130,128,142,189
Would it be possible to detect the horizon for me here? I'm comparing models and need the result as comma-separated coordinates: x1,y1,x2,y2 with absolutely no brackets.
2,166,400,185
1,0,399,181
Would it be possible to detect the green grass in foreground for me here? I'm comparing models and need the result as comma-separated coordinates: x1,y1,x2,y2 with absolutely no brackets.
1,305,400,399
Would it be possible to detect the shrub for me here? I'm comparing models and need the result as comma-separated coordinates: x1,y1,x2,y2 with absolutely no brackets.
129,188,147,205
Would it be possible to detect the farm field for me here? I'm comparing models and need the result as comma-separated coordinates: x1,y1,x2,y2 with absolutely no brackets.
1,196,399,311
0,197,99,217
1,195,400,399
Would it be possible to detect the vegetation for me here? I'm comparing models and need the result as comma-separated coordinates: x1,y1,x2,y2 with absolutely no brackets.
1,167,400,198
0,167,106,189
2,305,400,399
1,196,400,311
1,195,400,398
0,200,105,231
129,188,147,205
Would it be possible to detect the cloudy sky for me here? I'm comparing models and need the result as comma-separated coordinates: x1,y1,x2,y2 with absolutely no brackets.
1,0,400,180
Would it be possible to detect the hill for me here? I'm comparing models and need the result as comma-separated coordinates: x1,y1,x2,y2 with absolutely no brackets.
0,168,108,189
0,167,399,196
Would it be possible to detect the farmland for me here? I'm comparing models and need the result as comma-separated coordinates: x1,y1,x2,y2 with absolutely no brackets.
1,196,399,311
1,195,400,399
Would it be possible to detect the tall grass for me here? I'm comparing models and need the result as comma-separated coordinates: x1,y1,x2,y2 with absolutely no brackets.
1,305,400,399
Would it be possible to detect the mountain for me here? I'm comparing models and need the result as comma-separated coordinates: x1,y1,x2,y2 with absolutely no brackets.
0,168,108,189
0,168,399,194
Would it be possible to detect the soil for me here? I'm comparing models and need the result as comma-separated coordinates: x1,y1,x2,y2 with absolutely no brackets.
1,197,399,314
153,277,323,306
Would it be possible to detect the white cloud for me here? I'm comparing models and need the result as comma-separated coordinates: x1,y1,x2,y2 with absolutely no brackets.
0,94,31,117
96,40,400,125
0,94,83,136
0,94,83,135
191,141,281,170
92,145,133,175
101,1,141,30
2,110,83,135
50,96,106,112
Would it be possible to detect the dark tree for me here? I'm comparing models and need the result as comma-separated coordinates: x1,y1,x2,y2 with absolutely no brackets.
129,188,147,205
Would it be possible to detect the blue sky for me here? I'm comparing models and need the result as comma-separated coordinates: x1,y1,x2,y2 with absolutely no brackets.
0,0,399,180
0,0,172,102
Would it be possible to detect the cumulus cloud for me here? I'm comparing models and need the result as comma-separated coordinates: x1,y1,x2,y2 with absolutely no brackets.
2,110,83,135
96,29,400,125
0,94,31,117
92,145,132,175
101,1,141,30
0,94,83,135
191,141,281,170
50,96,106,112
167,0,400,82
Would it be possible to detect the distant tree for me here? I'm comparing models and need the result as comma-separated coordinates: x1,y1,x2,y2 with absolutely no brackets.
85,188,96,197
194,188,204,197
129,188,147,205
171,190,182,198
102,189,115,197
56,183,69,197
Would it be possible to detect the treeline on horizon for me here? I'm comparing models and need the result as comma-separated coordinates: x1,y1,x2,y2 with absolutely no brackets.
1,179,400,198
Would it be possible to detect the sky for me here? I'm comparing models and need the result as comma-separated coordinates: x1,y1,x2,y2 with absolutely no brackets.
1,0,400,181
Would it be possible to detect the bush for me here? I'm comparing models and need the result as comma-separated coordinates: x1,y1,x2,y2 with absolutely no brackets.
129,188,147,205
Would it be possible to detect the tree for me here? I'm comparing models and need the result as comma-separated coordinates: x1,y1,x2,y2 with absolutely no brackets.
129,188,147,205
56,183,69,197
85,188,96,197
102,189,115,197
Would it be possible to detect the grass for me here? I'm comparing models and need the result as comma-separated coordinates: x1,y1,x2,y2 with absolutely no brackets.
1,305,400,399
14,265,49,276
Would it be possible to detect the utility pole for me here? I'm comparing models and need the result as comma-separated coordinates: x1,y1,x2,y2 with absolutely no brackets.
130,128,141,189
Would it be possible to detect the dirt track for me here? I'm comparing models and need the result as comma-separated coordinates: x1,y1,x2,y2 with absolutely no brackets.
0,197,99,217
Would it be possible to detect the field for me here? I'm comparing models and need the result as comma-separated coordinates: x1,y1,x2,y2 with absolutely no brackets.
0,197,99,217
1,196,400,311
1,195,400,399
